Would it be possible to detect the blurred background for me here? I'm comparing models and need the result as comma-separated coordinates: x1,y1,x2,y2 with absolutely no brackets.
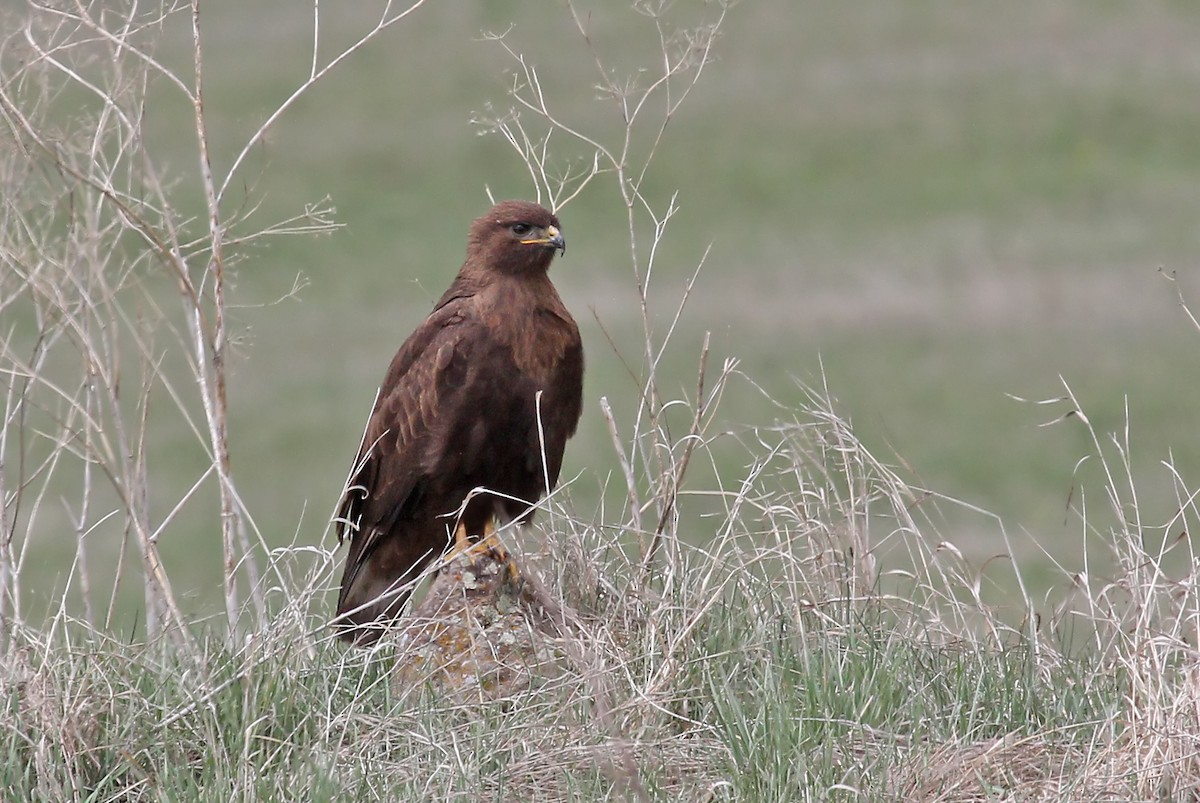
12,0,1200,622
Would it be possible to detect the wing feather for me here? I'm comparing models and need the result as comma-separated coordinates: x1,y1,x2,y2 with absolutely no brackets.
335,297,474,586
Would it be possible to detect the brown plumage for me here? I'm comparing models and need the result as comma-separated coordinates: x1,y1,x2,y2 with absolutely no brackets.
333,200,584,645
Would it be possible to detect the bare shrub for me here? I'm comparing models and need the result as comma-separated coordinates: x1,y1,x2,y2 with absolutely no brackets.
0,0,428,646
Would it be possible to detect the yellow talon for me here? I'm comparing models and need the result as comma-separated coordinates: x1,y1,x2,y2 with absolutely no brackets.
479,518,522,583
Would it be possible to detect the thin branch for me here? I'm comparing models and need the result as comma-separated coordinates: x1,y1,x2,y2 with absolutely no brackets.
190,0,247,635
217,0,431,204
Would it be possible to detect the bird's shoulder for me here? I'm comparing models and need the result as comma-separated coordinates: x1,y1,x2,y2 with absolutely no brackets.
375,291,477,388
372,274,578,421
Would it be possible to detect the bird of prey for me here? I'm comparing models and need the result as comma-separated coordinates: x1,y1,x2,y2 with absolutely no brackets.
333,200,584,645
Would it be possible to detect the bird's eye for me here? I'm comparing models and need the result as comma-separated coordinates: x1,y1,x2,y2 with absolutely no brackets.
510,223,532,236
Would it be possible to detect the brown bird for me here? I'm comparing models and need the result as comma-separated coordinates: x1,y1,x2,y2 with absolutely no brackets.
333,200,584,645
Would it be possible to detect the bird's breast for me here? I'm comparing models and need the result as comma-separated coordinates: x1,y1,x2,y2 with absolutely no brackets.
476,282,578,385
505,307,577,384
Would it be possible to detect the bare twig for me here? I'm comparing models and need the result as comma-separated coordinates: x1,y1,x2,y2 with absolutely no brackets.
600,396,643,538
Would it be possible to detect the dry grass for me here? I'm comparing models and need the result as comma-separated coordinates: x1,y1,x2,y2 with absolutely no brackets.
3,391,1199,799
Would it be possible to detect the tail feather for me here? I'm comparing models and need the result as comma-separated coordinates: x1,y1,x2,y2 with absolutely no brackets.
334,526,439,646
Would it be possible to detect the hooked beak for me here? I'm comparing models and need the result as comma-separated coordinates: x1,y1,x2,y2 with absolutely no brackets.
521,224,566,256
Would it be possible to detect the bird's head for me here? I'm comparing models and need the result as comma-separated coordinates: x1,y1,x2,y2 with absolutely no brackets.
466,200,565,275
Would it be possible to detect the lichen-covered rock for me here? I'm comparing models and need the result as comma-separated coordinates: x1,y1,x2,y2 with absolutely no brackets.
389,543,572,699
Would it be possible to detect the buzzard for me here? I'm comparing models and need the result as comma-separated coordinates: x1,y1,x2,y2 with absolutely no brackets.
333,200,584,645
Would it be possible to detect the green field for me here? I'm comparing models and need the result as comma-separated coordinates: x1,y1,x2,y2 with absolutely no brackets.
5,0,1200,624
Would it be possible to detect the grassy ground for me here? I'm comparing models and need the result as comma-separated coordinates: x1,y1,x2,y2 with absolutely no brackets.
4,401,1197,801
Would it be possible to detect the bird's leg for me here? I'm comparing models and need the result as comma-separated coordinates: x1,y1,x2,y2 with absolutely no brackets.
478,517,507,558
446,518,503,559
447,520,472,558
